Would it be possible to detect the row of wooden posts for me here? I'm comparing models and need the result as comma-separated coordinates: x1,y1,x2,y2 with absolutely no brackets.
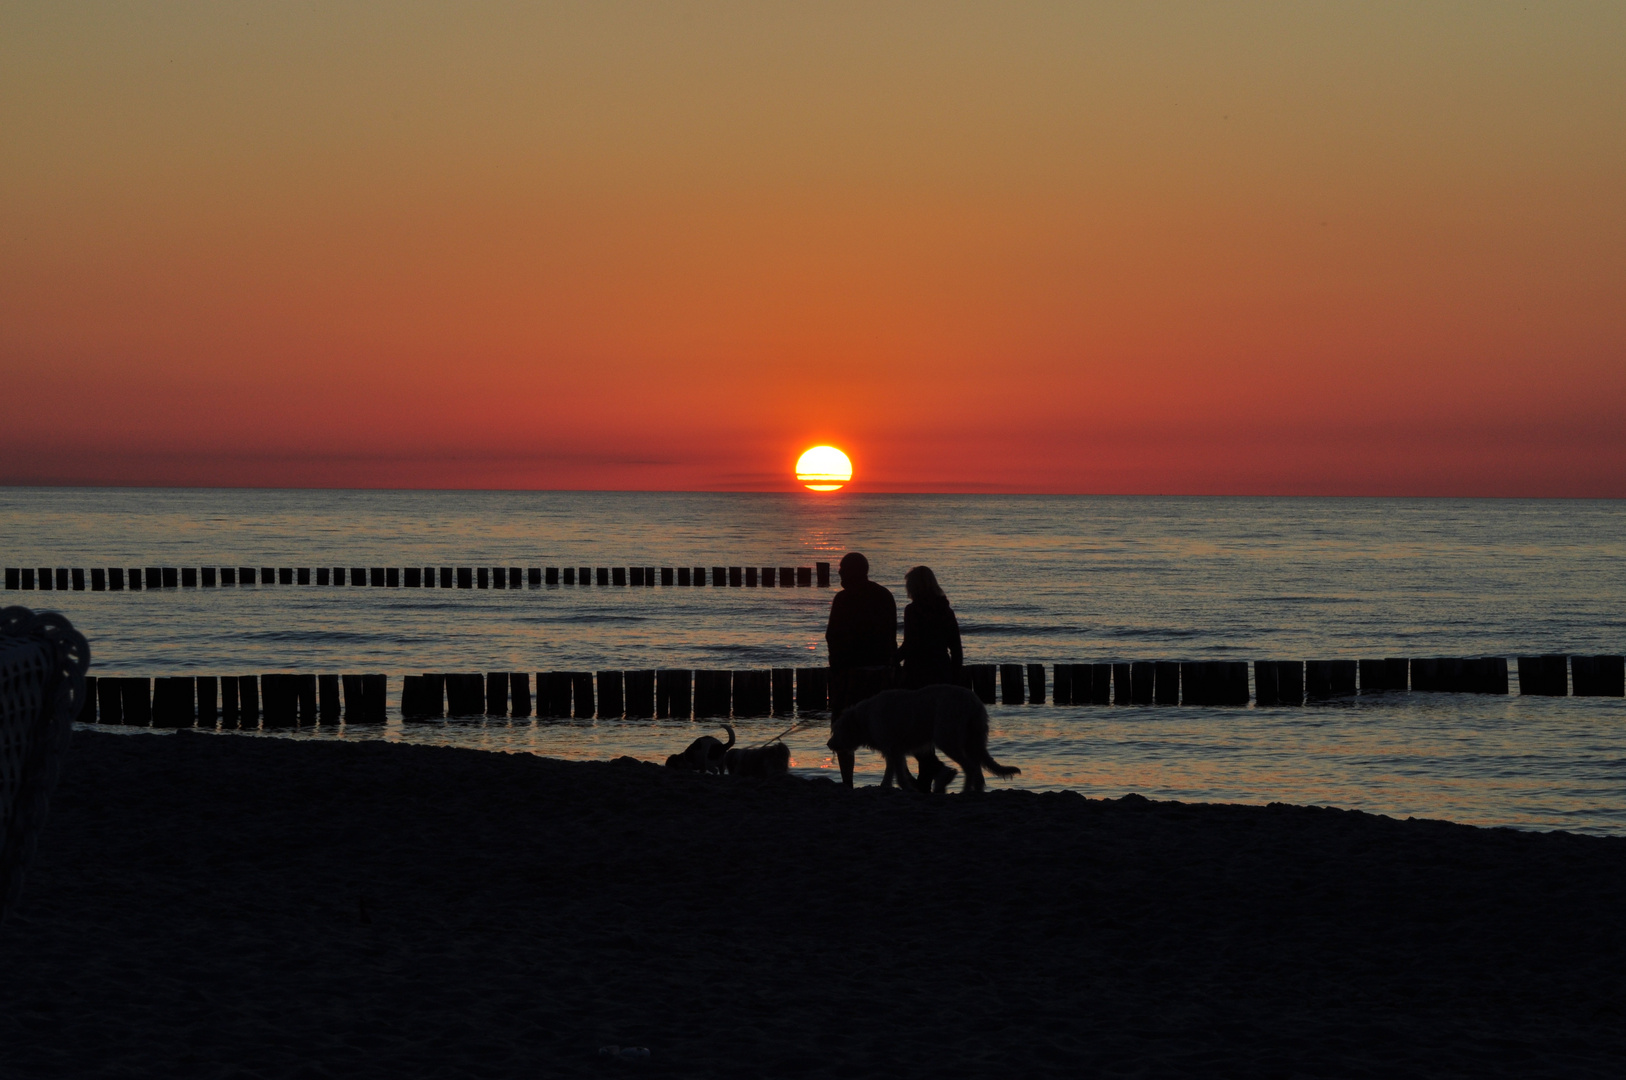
5,564,832,591
77,654,1626,727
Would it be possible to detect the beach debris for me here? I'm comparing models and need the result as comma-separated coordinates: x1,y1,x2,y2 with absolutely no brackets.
598,1045,650,1061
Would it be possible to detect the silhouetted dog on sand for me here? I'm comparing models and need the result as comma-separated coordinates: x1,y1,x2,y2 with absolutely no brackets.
665,725,734,773
828,684,1019,793
722,742,790,778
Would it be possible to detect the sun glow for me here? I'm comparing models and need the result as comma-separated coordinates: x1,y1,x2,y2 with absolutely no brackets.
796,446,853,492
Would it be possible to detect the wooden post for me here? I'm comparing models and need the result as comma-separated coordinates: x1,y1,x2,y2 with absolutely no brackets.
496,568,510,588
546,567,560,585
734,670,771,717
108,567,125,590
486,672,508,716
511,672,533,717
627,669,657,718
276,568,291,585
630,567,645,586
3,568,16,590
385,567,399,587
712,567,727,587
797,567,813,587
608,567,624,586
296,567,309,585
195,676,218,727
564,567,576,585
71,568,87,591
1130,661,1154,705
1305,661,1333,701
570,672,594,718
1052,664,1073,705
816,562,831,587
262,675,296,727
343,674,367,720
594,671,621,718
218,677,238,727
694,670,731,717
795,668,828,712
77,676,97,723
1411,658,1438,692
528,568,542,586
1060,663,1086,705
1089,664,1112,704
122,676,153,725
729,566,743,587
1254,661,1280,706
1111,663,1131,705
97,677,124,725
238,675,259,728
578,567,591,586
1024,663,1045,704
295,674,317,725
477,567,489,588
443,674,481,716
1358,659,1386,693
90,568,106,590
160,567,177,588
661,567,674,586
676,567,690,586
1153,661,1180,705
544,672,573,717
692,567,706,585
457,567,473,588
1518,655,1568,696
1180,662,1208,706
151,677,192,728
319,674,341,722
1572,655,1625,696
761,567,776,587
405,567,421,587
772,668,794,714
421,674,446,718
779,566,795,588
745,567,758,587
964,665,995,704
197,567,212,587
591,567,606,586
999,663,1025,704
400,675,426,719
360,675,387,722
1218,662,1250,705
1329,660,1357,697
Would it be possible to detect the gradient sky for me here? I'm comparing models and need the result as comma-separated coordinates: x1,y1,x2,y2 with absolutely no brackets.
3,2,1623,494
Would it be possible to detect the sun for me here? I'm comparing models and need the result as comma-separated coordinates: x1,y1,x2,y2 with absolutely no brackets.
796,445,852,492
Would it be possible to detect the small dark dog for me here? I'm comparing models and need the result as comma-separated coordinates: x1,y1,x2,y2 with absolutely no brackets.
665,724,735,773
722,742,790,778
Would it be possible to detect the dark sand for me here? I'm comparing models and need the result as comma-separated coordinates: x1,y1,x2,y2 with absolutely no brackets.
3,731,1624,1078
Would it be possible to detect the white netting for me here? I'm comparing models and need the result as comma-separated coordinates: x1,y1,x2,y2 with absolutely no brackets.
0,606,90,922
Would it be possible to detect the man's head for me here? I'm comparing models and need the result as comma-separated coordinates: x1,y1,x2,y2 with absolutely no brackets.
838,552,869,587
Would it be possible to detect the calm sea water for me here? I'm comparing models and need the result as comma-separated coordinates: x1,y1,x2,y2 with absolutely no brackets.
4,488,1624,833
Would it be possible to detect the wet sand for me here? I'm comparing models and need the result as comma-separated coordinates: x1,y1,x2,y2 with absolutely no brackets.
3,729,1624,1078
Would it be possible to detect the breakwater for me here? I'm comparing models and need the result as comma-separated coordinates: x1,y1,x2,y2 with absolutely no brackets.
77,654,1626,728
6,563,832,591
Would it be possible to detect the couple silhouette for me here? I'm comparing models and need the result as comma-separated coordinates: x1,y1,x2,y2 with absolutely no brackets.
824,551,963,712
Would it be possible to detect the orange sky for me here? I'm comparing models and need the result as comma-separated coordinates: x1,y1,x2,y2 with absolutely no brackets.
2,3,1623,494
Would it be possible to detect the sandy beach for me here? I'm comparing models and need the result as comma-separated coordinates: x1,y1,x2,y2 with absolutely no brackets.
3,729,1623,1078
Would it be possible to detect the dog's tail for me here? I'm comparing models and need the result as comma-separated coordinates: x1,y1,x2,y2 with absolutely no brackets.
721,724,736,750
981,750,1021,779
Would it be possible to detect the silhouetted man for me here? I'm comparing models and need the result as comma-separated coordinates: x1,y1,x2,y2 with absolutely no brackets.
825,552,896,712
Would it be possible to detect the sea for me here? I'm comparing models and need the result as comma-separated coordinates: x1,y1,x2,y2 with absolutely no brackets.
4,488,1624,834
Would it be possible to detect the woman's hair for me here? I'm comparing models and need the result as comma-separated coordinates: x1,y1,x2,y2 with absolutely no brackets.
905,565,946,602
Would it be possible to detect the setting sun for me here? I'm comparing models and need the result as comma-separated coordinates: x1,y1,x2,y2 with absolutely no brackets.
796,446,853,492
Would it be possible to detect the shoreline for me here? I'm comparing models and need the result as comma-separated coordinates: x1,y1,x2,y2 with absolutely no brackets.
4,729,1624,1077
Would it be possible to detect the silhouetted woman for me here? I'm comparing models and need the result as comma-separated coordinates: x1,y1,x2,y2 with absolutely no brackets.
897,565,963,690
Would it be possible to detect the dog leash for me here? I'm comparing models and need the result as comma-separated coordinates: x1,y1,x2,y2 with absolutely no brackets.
751,718,812,749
